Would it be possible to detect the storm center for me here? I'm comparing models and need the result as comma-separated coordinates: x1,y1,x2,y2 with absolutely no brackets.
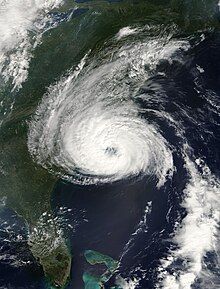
105,147,118,156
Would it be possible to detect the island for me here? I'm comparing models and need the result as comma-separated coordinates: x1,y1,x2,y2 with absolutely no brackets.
83,250,120,289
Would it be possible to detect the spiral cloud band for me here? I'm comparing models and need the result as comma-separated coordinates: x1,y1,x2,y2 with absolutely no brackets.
54,104,173,185
28,37,190,186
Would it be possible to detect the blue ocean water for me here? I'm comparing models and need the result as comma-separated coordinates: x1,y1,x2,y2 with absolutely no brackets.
1,30,220,289
1,2,220,289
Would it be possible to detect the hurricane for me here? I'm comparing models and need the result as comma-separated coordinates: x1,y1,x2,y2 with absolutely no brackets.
27,34,188,186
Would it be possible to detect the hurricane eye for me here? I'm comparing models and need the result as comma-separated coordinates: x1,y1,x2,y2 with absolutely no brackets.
105,147,118,156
